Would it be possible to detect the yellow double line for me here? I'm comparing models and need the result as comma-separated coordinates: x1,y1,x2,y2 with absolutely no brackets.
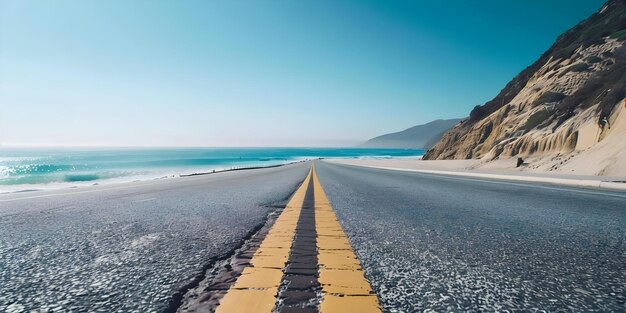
216,164,381,313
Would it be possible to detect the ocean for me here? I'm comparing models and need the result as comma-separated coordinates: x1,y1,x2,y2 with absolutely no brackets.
0,147,424,193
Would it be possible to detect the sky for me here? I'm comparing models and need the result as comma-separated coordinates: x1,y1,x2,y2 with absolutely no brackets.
0,0,607,147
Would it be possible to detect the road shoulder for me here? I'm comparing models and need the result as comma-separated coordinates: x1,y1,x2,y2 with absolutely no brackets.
324,159,626,191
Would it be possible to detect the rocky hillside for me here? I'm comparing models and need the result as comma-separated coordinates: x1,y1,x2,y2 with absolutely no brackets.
360,119,461,149
424,0,626,161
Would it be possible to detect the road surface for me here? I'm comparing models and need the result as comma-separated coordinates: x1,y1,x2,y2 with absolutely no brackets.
314,161,626,312
1,160,625,312
178,164,380,313
0,163,310,312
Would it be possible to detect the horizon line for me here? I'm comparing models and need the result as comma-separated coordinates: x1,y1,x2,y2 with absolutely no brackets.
0,144,425,150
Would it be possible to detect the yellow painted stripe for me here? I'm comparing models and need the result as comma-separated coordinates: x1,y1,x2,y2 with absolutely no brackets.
215,167,313,313
312,165,382,313
215,164,381,313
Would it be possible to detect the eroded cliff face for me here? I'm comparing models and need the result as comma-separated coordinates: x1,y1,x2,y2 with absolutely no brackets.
424,0,626,161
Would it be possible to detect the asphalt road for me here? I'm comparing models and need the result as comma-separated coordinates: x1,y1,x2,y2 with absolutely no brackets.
0,163,310,313
314,161,626,312
2,160,625,312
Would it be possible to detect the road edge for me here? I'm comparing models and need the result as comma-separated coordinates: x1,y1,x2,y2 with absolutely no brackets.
324,160,626,192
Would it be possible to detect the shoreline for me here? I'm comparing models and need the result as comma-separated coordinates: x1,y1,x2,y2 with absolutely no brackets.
179,161,307,177
0,148,425,195
0,154,425,195
0,159,312,195
326,159,626,191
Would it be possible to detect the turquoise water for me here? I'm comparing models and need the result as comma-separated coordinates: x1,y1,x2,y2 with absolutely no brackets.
0,148,424,191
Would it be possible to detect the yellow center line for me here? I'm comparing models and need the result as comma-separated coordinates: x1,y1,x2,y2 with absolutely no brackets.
215,167,313,313
214,164,381,312
312,164,382,313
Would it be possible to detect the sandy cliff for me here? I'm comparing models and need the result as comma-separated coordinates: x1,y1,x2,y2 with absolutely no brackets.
468,100,626,176
424,0,626,175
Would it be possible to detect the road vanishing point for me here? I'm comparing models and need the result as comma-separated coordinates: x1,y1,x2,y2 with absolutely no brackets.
210,164,380,313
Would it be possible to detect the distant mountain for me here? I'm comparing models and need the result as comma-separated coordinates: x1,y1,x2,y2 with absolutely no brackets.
359,119,462,149
424,0,626,163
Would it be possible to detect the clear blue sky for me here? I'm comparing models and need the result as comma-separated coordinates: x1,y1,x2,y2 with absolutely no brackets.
0,0,606,147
